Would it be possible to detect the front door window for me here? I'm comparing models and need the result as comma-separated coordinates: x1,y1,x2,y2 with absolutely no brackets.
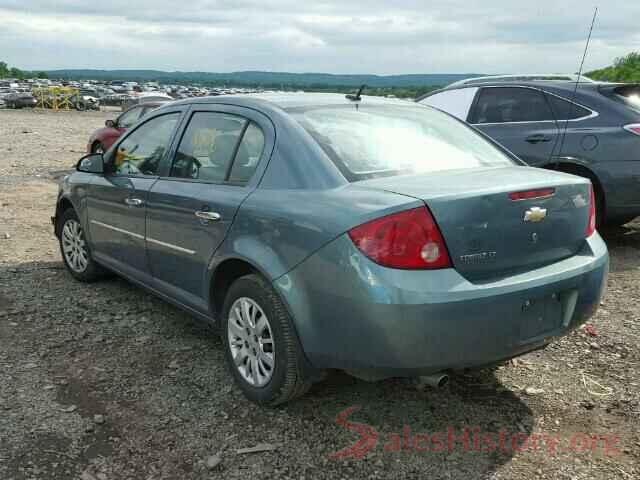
111,113,180,176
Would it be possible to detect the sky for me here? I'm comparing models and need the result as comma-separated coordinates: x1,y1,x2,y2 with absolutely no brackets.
0,1,638,74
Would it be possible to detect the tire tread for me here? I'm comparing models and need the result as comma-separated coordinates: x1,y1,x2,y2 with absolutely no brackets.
222,274,311,405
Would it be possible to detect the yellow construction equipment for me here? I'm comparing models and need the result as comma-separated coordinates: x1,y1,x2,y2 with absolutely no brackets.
33,86,82,110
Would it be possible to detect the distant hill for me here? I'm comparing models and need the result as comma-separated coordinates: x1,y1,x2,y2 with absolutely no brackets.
45,69,483,88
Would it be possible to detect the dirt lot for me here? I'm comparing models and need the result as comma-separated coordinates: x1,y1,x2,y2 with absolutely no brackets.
0,108,639,480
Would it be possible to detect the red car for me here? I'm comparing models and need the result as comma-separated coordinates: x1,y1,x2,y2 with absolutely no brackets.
86,101,167,153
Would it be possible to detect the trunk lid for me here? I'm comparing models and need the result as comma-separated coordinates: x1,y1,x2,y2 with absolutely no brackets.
359,166,592,280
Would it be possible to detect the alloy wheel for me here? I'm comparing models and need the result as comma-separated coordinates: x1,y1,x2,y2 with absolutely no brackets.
61,219,89,273
227,297,275,387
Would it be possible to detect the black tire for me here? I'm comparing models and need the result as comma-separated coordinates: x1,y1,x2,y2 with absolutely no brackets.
221,274,311,405
593,187,606,229
58,208,106,282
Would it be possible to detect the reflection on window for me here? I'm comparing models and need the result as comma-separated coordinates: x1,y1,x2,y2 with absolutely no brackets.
289,104,514,181
113,113,179,176
118,107,143,129
171,112,246,182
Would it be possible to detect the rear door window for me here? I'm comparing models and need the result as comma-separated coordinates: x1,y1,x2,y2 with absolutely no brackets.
228,122,265,184
170,112,246,183
470,87,555,124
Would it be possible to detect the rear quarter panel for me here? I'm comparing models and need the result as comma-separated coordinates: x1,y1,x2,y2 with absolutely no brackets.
213,185,423,281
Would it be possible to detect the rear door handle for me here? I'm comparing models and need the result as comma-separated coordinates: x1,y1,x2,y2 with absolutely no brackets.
195,211,221,222
124,197,144,207
526,134,552,144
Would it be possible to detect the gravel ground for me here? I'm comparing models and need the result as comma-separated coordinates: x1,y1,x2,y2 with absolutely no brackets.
0,109,639,480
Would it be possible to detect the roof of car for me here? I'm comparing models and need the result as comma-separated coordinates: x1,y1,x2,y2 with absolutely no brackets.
170,92,414,110
447,74,595,88
417,80,602,102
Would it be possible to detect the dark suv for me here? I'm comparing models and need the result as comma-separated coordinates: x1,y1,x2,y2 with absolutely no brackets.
418,81,640,225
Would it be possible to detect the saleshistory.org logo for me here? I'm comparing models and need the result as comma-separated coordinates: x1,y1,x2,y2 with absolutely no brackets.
330,406,622,460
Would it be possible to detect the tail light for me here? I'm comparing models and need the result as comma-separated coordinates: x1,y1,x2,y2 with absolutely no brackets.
348,207,451,269
585,185,596,237
623,124,640,136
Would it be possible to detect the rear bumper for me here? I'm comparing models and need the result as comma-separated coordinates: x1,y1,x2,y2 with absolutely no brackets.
276,233,608,375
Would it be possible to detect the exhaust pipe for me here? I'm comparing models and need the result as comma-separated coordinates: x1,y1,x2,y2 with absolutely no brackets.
417,373,449,389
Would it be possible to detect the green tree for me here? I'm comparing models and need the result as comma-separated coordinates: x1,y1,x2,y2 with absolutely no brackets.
587,52,640,83
37,71,48,79
9,67,24,79
0,61,9,78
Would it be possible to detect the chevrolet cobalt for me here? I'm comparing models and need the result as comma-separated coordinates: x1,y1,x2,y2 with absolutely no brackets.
53,93,608,405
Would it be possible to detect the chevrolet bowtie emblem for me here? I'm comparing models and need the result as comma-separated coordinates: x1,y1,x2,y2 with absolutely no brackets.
524,207,547,223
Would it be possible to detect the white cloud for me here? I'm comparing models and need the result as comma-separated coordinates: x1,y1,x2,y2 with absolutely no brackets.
0,1,637,74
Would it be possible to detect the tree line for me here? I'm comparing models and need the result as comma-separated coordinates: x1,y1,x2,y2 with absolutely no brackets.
0,61,48,80
587,52,640,83
4,50,639,92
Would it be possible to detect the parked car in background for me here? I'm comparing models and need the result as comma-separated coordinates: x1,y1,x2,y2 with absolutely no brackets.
86,101,168,153
418,80,640,226
4,92,38,109
123,93,173,110
78,95,100,111
55,93,608,405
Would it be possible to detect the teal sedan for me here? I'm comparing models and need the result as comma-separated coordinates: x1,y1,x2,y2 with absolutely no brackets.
53,93,608,405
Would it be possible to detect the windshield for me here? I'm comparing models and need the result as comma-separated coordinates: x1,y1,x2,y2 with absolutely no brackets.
287,103,516,181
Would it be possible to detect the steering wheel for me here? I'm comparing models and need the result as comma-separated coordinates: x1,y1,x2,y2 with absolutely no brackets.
188,158,201,179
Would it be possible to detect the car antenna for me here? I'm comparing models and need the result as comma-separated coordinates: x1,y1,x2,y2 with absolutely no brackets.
556,7,598,167
346,84,366,101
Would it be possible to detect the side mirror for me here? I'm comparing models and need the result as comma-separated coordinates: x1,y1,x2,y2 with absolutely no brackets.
105,119,116,128
76,153,104,174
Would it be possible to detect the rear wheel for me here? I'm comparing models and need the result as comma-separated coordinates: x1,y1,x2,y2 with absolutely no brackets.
58,208,106,282
221,274,311,405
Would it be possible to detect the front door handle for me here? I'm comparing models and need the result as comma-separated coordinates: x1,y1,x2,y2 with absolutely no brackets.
124,197,144,207
195,211,222,222
526,134,552,144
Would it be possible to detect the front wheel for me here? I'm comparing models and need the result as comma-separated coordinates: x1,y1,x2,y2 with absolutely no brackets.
58,208,106,282
221,274,311,405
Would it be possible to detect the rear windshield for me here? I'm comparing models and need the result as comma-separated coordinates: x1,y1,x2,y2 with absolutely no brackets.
287,104,516,181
